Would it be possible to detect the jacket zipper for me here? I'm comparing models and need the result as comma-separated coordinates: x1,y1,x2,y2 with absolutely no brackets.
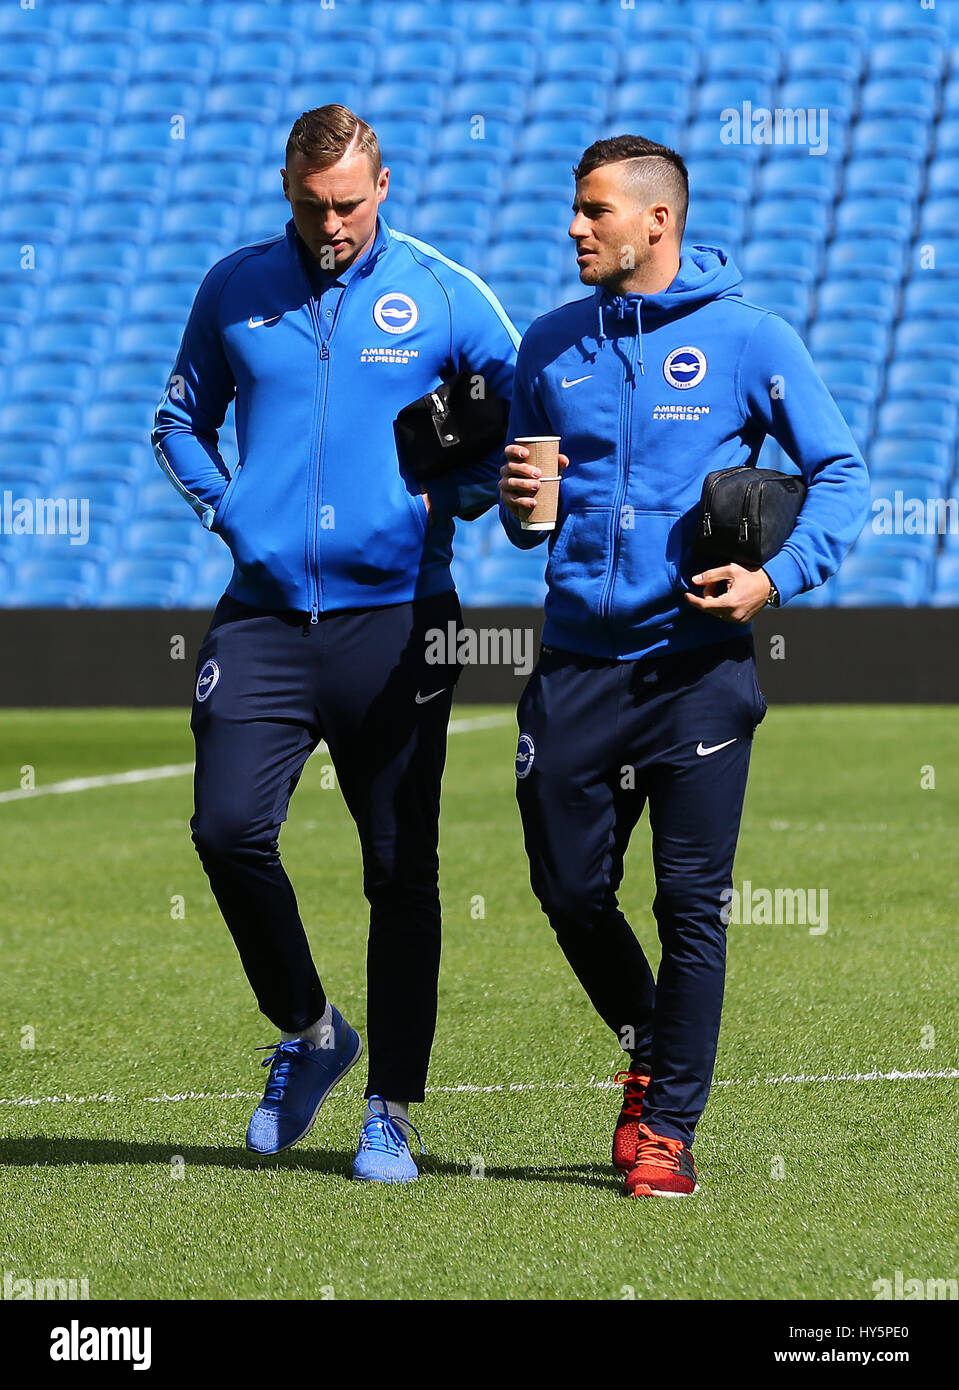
701,466,744,538
305,297,322,623
298,255,370,623
600,323,637,619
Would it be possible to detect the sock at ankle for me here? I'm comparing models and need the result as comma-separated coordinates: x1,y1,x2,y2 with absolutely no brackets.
281,1001,333,1047
362,1098,410,1127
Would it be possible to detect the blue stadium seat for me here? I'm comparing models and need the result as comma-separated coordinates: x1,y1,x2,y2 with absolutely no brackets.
844,155,922,200
869,36,945,82
0,441,57,484
704,37,781,82
0,195,73,238
377,38,459,84
58,38,140,82
459,37,541,83
162,197,242,240
926,159,959,199
614,78,691,122
834,196,914,240
825,237,906,281
886,358,959,402
116,317,183,359
928,118,959,159
219,39,296,78
99,557,193,608
932,554,959,604
749,196,826,238
869,439,952,487
815,358,882,396
447,80,528,126
852,116,931,159
895,318,959,361
422,158,504,206
189,119,268,162
121,76,205,117
816,279,898,324
205,79,285,121
531,77,612,122
739,277,810,328
125,518,200,564
759,154,841,203
138,39,219,77
622,37,702,83
8,557,98,608
685,157,754,198
60,237,140,281
368,115,434,167
99,356,173,401
903,278,959,318
93,156,171,196
740,238,820,281
41,77,120,120
0,35,56,77
921,195,959,235
11,358,91,403
860,76,936,121
26,116,104,161
46,279,130,324
877,398,958,443
786,36,862,82
66,440,145,483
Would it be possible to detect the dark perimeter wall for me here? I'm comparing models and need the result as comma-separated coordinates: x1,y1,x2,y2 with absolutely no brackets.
1,608,956,706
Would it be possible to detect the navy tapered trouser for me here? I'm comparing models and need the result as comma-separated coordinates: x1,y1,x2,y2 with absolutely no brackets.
514,634,767,1147
189,589,462,1102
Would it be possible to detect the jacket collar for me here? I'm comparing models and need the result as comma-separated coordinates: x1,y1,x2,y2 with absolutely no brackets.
285,213,392,284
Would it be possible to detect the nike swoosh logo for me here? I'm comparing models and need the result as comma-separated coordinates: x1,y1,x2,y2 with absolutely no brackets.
415,689,446,704
561,374,592,388
248,315,281,328
696,739,738,757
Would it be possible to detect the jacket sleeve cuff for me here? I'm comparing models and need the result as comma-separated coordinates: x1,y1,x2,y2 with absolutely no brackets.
499,500,548,549
763,549,808,606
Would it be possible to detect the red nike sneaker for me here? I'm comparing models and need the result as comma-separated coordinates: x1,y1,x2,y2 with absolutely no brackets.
611,1070,652,1173
623,1123,699,1198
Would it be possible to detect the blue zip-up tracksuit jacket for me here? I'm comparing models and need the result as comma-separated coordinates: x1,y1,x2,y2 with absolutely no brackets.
153,214,519,618
501,245,870,661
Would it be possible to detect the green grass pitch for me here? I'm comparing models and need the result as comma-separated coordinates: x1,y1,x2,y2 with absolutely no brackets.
0,704,955,1300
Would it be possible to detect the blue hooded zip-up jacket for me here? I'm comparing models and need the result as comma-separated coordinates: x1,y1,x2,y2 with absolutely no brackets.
153,213,520,619
501,245,870,661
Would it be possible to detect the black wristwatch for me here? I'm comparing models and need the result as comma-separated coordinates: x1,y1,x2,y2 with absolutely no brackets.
766,582,780,608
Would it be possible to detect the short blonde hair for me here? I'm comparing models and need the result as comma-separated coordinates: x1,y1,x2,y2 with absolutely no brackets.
285,104,381,177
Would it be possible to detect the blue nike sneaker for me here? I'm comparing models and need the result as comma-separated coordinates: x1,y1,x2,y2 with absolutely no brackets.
245,1005,362,1155
352,1095,425,1184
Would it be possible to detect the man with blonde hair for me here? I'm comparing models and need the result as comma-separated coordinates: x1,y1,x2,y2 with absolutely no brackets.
154,106,518,1182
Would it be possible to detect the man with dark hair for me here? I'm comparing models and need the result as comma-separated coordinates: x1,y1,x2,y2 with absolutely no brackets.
153,105,518,1183
500,137,868,1197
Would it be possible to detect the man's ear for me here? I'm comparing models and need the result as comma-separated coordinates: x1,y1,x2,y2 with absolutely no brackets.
281,168,290,202
377,167,390,204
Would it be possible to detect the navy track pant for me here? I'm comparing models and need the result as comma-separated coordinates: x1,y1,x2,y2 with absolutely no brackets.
189,589,462,1102
515,635,767,1147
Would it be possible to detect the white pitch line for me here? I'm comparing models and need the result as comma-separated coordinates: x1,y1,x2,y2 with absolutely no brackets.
0,1068,955,1108
0,714,515,805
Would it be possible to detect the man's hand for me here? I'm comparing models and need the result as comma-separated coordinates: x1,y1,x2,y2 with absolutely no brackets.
422,491,431,519
685,564,772,623
499,444,569,519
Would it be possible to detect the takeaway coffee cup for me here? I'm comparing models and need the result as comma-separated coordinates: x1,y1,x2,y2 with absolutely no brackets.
515,436,563,531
